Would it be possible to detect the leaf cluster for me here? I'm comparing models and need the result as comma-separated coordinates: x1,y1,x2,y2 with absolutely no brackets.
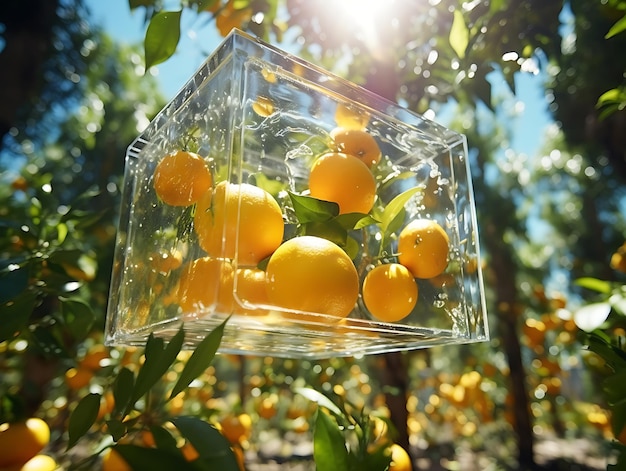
67,320,241,471
295,387,393,471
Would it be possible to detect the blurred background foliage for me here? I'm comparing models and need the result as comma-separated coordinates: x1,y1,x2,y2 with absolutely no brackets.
1,0,626,469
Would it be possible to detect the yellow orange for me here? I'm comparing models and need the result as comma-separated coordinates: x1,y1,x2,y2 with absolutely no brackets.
177,257,235,314
219,414,252,445
334,103,370,130
215,1,252,37
14,454,57,471
397,219,449,279
101,448,131,471
233,267,270,315
362,263,418,322
330,128,381,167
194,182,284,266
265,236,359,318
308,152,376,214
153,150,212,207
388,443,413,471
0,418,50,467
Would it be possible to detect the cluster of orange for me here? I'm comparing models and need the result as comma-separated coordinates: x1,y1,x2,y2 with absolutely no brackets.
151,102,450,324
0,418,56,471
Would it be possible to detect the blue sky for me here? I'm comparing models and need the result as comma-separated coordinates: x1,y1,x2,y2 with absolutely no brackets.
86,0,553,157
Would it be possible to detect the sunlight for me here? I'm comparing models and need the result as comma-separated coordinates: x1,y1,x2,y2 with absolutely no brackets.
336,0,389,53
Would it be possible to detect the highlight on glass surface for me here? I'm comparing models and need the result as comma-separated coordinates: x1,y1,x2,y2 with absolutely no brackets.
105,29,488,358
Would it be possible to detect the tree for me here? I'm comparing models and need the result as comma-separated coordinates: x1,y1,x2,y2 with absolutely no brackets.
0,0,93,156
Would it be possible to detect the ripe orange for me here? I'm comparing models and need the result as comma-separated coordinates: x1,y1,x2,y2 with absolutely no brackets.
388,443,413,471
79,345,109,371
256,394,279,420
308,152,376,214
265,236,359,318
215,1,252,37
177,257,235,314
330,128,381,167
14,454,57,471
219,414,252,445
101,447,131,471
0,418,50,467
194,182,284,266
334,103,370,130
65,367,93,390
233,267,270,315
180,441,199,461
397,219,449,279
362,263,418,322
153,150,212,207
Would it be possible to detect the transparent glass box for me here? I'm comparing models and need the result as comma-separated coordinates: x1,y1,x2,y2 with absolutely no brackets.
105,29,488,359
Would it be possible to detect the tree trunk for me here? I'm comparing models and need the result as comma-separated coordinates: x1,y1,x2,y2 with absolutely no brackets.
487,223,535,469
382,352,410,452
0,0,59,146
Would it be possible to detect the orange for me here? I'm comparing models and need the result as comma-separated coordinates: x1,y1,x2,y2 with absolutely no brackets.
308,152,376,215
334,103,370,130
153,150,212,207
194,182,284,266
330,128,381,167
215,1,252,37
256,394,279,420
233,267,270,315
101,448,131,471
219,414,252,445
265,236,359,318
388,443,413,471
177,257,235,314
14,454,57,471
362,263,418,322
180,442,199,461
252,96,275,117
79,345,109,371
0,418,50,467
397,219,449,279
65,367,93,390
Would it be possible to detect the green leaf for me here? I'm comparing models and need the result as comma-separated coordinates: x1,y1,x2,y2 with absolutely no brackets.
294,387,343,417
606,14,626,39
168,319,227,400
0,290,36,342
313,410,349,471
334,213,378,231
379,187,422,236
131,328,185,405
172,416,240,466
60,298,95,339
105,419,127,442
604,370,626,407
113,367,135,417
67,393,101,450
288,192,339,224
449,9,469,59
611,401,626,439
574,277,613,293
304,220,348,247
114,444,193,470
150,425,179,452
587,333,626,370
144,10,182,70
